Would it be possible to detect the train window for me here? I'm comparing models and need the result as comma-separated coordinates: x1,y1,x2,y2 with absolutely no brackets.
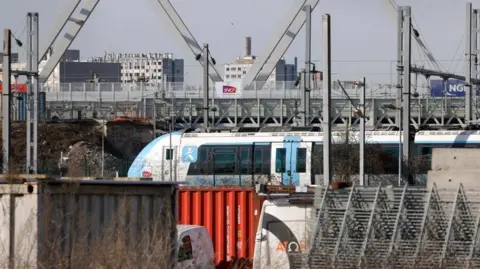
165,149,173,160
312,145,322,174
198,147,209,174
213,148,236,174
382,145,399,157
254,148,263,173
240,148,250,174
296,148,307,173
276,148,286,173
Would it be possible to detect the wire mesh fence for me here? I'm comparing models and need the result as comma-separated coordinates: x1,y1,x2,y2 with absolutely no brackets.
302,183,480,269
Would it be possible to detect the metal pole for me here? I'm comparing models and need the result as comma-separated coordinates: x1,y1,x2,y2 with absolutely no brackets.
153,92,157,140
396,7,404,128
26,13,33,173
169,120,172,181
2,29,12,174
473,9,478,121
101,120,104,177
359,77,366,186
398,108,403,185
32,13,39,174
170,93,174,181
466,2,473,123
203,43,209,129
322,14,332,186
301,69,306,126
305,5,312,127
402,7,412,183
141,81,145,117
442,78,447,126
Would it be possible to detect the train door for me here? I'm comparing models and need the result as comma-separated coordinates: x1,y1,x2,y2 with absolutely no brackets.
162,145,178,181
270,136,311,186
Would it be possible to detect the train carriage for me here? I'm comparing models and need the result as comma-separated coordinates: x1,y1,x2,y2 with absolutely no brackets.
128,130,480,186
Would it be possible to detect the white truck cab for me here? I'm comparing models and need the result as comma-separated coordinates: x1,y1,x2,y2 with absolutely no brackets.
252,197,315,269
176,225,215,269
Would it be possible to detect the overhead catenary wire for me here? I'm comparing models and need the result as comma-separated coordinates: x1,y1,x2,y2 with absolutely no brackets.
447,33,465,74
385,0,444,71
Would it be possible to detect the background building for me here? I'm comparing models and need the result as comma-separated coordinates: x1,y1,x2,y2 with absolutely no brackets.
0,52,19,63
223,37,298,87
39,49,122,91
90,52,184,86
38,50,184,91
0,53,24,84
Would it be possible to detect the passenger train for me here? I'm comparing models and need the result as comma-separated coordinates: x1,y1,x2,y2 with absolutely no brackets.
127,130,480,186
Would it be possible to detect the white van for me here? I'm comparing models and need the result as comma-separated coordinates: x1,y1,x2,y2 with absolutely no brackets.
176,225,215,269
252,199,315,269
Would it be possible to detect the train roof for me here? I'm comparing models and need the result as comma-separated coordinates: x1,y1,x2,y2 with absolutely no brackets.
181,130,480,138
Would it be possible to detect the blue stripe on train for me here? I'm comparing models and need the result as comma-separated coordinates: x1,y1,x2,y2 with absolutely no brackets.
284,136,301,186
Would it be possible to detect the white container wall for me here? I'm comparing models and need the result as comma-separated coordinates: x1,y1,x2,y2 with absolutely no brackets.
0,180,179,269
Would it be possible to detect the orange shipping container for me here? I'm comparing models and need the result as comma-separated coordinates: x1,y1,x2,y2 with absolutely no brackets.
178,187,263,266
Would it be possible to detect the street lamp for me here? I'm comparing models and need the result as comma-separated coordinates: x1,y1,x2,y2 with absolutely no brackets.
382,103,403,185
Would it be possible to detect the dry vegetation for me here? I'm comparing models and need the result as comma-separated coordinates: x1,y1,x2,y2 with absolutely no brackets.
0,121,127,176
312,132,430,185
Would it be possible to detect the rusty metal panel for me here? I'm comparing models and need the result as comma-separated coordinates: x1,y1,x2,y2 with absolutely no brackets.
178,186,263,266
0,180,179,268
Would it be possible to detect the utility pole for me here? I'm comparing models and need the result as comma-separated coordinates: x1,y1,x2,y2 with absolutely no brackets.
322,14,332,186
305,4,312,126
86,72,104,176
87,72,100,117
466,2,473,124
26,12,39,174
101,118,104,177
203,43,209,129
300,68,306,126
153,92,157,140
473,8,480,121
402,6,412,184
2,29,12,174
359,77,366,186
137,74,148,118
396,8,404,128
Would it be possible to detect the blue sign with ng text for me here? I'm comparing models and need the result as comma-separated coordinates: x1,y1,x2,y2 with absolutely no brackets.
430,79,480,97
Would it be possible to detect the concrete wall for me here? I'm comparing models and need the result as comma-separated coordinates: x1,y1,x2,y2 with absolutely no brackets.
427,148,480,189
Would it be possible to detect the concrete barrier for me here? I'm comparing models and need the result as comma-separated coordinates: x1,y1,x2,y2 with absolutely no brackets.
431,148,480,170
428,148,480,189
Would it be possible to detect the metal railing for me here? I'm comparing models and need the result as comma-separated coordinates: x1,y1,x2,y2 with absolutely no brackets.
305,183,480,269
42,81,407,102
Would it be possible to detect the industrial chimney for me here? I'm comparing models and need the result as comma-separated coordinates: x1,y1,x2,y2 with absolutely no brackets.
243,37,252,58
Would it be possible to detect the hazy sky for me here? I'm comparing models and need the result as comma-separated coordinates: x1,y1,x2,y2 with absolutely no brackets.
0,0,473,86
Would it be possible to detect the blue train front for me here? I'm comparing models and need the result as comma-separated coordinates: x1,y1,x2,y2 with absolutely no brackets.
128,130,480,186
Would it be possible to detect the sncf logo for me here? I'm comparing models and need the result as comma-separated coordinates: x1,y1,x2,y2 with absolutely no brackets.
223,85,237,94
142,171,152,178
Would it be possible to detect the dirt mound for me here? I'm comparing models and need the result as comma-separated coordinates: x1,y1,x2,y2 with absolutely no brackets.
63,141,126,177
0,120,128,175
